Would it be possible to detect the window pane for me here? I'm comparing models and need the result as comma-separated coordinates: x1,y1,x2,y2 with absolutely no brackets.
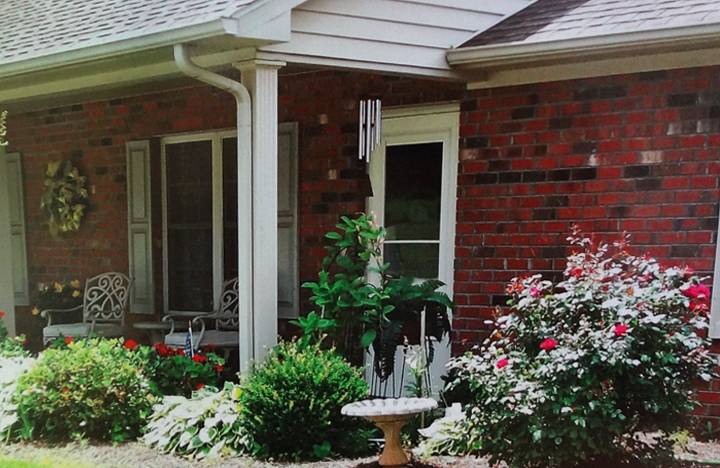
384,142,442,241
223,138,238,282
166,140,213,311
384,243,439,279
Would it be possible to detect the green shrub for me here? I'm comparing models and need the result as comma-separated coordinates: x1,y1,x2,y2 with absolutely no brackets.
14,338,155,442
143,383,249,459
433,231,716,466
240,341,370,460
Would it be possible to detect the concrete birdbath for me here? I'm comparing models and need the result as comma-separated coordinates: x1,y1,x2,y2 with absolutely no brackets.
342,397,438,466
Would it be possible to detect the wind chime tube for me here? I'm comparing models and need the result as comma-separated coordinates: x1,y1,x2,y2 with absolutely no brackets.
375,99,382,146
358,100,366,161
369,100,376,163
366,100,373,163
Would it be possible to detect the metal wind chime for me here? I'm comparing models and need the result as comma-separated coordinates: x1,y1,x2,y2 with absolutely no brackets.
358,98,382,163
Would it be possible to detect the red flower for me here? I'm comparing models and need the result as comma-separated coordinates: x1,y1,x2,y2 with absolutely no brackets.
569,267,583,278
214,364,224,373
192,354,207,363
613,323,629,337
123,339,139,351
496,357,509,369
682,284,710,301
539,338,557,351
64,336,74,345
153,343,171,357
194,383,205,391
0,310,5,318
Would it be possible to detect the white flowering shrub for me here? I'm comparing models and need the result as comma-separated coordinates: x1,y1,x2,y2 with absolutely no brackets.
437,230,716,467
143,383,250,459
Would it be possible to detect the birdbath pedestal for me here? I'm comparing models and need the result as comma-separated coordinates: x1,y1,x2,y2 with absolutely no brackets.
342,398,437,466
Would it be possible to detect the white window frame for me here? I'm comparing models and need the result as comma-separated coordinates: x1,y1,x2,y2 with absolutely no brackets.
160,124,300,317
711,214,720,338
161,130,234,314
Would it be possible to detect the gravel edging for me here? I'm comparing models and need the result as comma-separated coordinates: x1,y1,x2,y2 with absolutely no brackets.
0,442,492,468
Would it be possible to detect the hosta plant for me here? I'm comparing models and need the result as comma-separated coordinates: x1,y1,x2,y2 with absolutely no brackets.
435,230,716,467
0,355,35,439
143,383,250,459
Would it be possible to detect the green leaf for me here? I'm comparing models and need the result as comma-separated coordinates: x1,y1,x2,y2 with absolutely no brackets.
360,329,377,348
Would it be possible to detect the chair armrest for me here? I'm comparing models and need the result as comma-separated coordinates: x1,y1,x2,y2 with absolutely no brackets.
41,305,83,326
161,312,208,335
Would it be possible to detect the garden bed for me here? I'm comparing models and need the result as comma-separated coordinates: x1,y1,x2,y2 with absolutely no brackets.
2,439,720,468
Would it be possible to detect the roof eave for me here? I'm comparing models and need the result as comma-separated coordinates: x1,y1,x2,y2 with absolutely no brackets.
447,22,720,68
0,20,231,80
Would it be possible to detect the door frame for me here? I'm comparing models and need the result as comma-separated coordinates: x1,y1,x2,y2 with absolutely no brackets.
367,102,459,297
365,102,460,395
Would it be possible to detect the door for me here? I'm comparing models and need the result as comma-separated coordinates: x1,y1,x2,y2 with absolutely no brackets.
366,104,459,397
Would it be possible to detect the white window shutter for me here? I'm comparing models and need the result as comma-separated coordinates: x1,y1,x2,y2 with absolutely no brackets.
5,153,29,306
126,141,154,314
277,123,299,319
711,211,720,338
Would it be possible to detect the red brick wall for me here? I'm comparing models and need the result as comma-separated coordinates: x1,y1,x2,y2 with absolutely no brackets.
455,66,720,425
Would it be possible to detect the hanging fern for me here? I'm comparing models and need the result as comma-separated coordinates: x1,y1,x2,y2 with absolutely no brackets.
40,160,89,237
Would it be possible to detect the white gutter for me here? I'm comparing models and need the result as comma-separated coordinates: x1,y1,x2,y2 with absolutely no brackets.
448,22,720,67
173,44,255,372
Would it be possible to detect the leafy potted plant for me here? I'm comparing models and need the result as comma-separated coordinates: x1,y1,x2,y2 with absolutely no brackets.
300,213,452,386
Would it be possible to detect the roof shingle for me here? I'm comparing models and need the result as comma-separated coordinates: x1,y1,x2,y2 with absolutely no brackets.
462,0,720,48
0,0,257,64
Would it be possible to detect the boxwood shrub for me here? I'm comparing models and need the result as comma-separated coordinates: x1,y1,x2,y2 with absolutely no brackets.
240,340,370,460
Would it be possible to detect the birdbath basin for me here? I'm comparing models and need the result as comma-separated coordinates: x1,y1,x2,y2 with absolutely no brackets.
342,397,437,466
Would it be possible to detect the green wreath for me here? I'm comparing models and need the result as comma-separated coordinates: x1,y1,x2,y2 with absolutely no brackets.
40,160,89,237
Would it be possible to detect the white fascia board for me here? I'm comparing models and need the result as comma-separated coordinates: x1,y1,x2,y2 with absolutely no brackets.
448,22,720,68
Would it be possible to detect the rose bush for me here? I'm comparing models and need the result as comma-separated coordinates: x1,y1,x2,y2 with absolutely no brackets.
432,230,716,467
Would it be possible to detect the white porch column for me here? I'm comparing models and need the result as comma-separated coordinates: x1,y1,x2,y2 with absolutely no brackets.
237,59,284,364
0,147,16,336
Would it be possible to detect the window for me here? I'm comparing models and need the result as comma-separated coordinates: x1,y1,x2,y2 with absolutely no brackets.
158,125,299,316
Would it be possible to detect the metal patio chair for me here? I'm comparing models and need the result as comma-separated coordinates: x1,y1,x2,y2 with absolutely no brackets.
42,272,132,345
163,277,239,357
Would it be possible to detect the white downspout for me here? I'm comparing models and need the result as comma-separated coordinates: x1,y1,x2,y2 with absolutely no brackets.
173,43,255,372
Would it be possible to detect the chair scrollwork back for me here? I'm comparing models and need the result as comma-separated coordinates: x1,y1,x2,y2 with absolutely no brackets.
217,278,239,330
83,272,131,324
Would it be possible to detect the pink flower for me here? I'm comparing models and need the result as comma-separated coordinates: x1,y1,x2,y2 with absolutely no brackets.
539,338,558,351
496,357,509,369
529,287,541,298
613,323,629,337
